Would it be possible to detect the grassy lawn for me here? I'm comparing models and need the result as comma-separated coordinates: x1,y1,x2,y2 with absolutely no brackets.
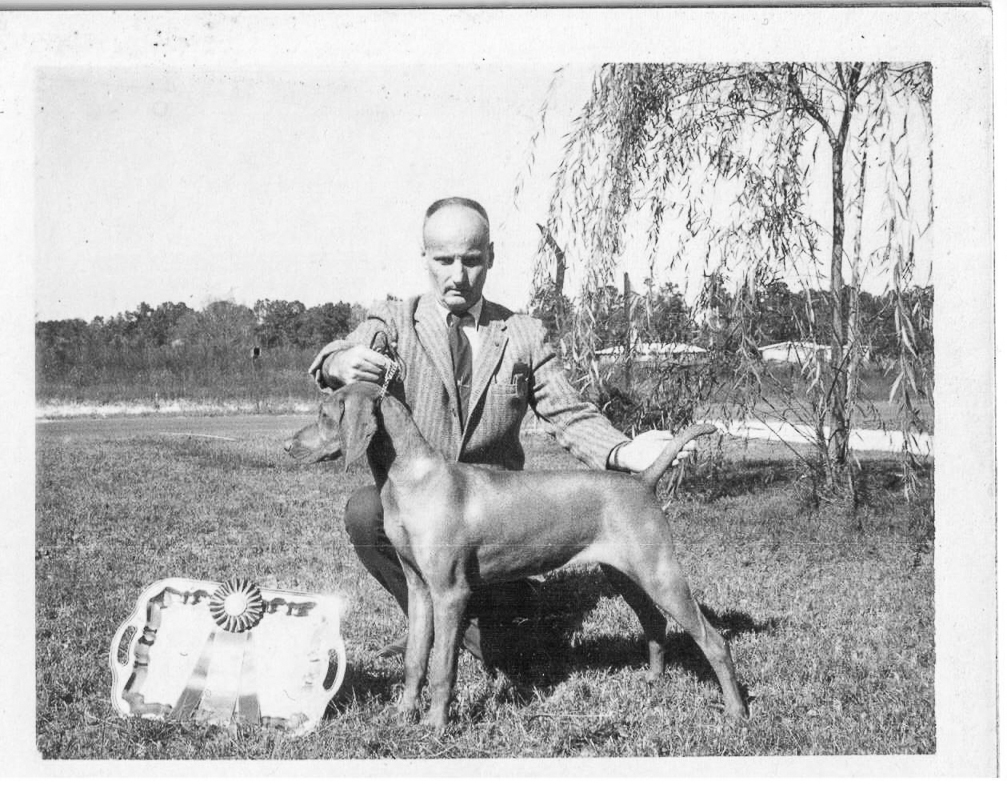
35,415,934,759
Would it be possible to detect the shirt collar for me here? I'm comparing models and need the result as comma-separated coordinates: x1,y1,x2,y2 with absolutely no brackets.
443,297,484,329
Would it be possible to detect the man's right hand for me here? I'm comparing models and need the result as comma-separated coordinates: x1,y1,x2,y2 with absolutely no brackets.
324,345,391,385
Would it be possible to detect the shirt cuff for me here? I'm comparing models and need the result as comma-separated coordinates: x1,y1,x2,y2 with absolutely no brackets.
607,440,631,471
310,350,344,390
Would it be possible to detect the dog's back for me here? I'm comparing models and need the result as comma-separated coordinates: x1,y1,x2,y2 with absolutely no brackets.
388,461,673,585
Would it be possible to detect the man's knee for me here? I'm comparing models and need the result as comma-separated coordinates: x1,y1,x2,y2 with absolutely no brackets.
344,485,384,549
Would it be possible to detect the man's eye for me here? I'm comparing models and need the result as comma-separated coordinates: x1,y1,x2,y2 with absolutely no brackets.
463,258,482,268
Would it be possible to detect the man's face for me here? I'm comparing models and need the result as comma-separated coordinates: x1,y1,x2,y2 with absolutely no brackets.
422,206,494,314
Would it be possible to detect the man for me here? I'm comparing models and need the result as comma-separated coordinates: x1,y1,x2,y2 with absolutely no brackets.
309,197,689,661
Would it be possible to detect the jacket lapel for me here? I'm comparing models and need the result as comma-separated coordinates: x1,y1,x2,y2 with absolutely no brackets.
413,293,460,414
465,305,509,440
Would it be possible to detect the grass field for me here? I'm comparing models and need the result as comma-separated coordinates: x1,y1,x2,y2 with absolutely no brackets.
35,414,934,759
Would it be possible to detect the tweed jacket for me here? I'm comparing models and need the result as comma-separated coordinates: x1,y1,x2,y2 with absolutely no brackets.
308,292,627,471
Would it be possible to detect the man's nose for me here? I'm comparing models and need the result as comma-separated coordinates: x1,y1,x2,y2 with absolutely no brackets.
449,259,467,283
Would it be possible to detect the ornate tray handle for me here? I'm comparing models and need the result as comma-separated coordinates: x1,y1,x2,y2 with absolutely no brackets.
110,578,347,735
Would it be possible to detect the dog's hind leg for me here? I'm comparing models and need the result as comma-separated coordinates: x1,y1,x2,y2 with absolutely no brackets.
398,563,434,721
423,582,470,732
601,564,668,682
634,550,748,719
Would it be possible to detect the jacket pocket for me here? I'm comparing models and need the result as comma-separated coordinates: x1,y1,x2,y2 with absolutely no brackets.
489,381,520,396
482,381,527,422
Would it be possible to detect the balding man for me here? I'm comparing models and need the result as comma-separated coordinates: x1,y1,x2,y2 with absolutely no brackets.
309,197,688,661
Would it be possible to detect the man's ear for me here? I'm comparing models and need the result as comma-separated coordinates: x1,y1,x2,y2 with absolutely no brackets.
487,242,495,269
337,394,377,472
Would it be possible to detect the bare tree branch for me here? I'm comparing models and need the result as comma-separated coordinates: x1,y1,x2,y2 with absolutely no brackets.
788,65,835,144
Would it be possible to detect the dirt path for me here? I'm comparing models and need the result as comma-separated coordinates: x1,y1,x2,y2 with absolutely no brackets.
36,412,314,439
37,406,932,457
713,418,932,456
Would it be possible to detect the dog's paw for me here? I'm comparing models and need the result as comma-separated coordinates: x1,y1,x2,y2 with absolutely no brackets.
421,712,450,734
728,702,751,721
395,701,421,724
716,698,750,721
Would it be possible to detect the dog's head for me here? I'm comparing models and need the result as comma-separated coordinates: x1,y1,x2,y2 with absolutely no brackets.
284,383,383,470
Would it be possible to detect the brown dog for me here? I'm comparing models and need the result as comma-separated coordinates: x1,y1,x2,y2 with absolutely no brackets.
287,382,746,730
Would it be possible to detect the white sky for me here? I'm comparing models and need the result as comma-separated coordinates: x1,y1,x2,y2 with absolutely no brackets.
35,64,595,321
34,61,932,324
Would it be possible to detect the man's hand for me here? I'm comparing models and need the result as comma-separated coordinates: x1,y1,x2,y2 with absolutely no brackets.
324,345,392,385
610,430,697,473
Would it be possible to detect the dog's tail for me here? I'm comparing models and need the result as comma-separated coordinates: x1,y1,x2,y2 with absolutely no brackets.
640,422,719,494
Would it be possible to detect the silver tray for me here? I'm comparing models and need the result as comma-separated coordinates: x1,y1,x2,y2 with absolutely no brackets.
110,577,347,735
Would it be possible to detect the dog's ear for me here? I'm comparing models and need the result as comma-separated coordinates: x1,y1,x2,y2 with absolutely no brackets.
337,392,378,471
285,402,343,464
315,402,342,450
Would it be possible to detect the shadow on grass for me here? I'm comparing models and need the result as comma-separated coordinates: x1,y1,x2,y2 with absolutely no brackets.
467,570,773,705
863,457,934,494
326,663,402,717
679,452,933,512
695,459,798,501
322,569,774,720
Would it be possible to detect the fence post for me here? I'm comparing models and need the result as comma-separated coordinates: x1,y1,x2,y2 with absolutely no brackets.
251,346,262,413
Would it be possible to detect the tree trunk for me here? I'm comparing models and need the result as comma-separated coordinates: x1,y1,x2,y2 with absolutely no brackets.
825,63,862,483
828,139,849,474
845,140,870,452
789,63,862,489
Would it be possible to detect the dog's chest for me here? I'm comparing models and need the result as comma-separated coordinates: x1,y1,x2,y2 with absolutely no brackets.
381,468,463,539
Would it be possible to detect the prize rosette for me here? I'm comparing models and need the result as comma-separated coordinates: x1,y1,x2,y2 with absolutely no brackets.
209,578,265,633
109,577,347,735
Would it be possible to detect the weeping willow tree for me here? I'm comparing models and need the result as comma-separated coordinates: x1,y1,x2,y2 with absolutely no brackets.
527,62,933,498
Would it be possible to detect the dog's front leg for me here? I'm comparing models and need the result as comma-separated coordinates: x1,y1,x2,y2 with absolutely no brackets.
423,584,469,732
398,563,433,722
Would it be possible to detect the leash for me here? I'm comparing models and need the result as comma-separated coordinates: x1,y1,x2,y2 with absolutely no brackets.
368,331,400,402
378,358,398,401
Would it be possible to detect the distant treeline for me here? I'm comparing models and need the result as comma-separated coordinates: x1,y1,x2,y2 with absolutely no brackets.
36,298,370,403
537,279,934,362
36,285,933,405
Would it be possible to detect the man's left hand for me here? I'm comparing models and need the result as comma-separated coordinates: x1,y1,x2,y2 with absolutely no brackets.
610,430,697,473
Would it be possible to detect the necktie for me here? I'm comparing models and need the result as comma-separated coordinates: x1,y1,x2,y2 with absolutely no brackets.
448,312,473,427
